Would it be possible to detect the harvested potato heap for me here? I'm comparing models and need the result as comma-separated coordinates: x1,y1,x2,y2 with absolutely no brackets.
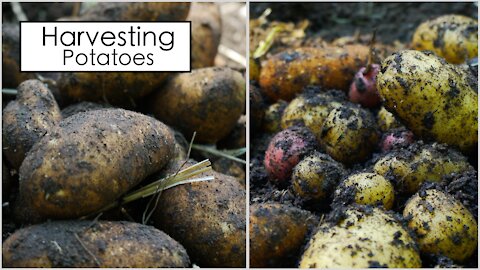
250,13,477,268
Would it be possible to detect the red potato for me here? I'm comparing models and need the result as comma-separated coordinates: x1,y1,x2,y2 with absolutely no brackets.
348,64,382,108
264,126,316,184
380,129,415,152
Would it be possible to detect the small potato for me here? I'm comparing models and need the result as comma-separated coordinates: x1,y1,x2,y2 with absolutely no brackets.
150,67,246,144
263,100,287,133
404,189,477,262
2,221,190,267
17,109,174,221
380,128,414,152
299,206,421,268
412,15,478,64
250,203,316,267
154,171,246,267
292,152,346,202
377,106,402,132
61,101,111,118
188,2,222,68
264,126,317,183
259,45,369,101
2,80,62,169
336,172,395,210
377,50,478,153
212,158,246,186
320,105,379,165
373,142,472,194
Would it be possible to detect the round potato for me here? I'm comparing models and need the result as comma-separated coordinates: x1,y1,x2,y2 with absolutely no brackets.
376,50,478,153
3,80,62,169
154,171,246,267
292,152,346,202
259,45,369,101
17,108,174,221
404,189,477,262
299,206,421,268
412,15,478,64
2,221,190,267
250,203,316,267
150,67,246,144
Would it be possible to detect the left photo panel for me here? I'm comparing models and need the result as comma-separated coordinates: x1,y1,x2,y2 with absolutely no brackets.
2,2,246,268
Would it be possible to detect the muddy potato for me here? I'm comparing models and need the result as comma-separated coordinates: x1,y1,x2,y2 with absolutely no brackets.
373,142,472,194
404,189,477,262
150,67,246,144
377,50,478,153
320,105,379,165
2,221,190,267
336,172,395,209
61,101,112,118
377,106,402,132
3,80,62,169
263,100,287,133
189,2,222,68
259,45,369,101
154,171,246,267
2,24,34,88
250,203,317,267
299,206,421,268
212,158,245,186
412,15,478,64
292,152,346,202
16,109,174,221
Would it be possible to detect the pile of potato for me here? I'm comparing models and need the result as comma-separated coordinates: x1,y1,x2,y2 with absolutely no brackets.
250,13,478,268
2,2,246,268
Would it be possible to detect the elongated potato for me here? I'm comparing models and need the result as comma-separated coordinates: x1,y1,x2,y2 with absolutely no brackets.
150,67,246,143
154,171,246,267
259,45,369,101
404,189,477,262
250,203,316,267
17,109,174,221
377,50,478,153
412,15,478,64
2,80,62,169
2,221,190,267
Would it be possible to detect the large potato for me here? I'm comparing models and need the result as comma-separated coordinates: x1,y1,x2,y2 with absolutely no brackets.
250,203,316,267
404,189,477,262
259,45,369,101
150,67,246,143
2,221,190,267
412,15,478,64
17,109,174,221
2,80,61,169
376,50,478,153
299,206,421,268
154,171,246,267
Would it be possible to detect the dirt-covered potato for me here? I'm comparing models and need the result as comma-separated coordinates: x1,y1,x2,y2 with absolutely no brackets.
336,172,395,209
2,24,34,88
154,171,246,267
373,142,472,194
150,67,246,144
404,189,477,262
412,15,478,64
189,2,222,68
377,50,478,153
292,152,346,202
212,158,246,186
281,89,345,142
2,221,190,267
16,109,174,221
320,105,379,165
263,100,287,133
3,80,62,169
217,115,246,149
61,101,112,119
377,106,402,132
259,45,369,101
250,203,317,267
299,206,421,268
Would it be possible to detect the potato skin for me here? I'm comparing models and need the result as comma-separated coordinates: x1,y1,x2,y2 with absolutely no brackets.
259,45,369,101
61,101,111,119
412,15,478,64
2,221,190,267
377,106,402,132
250,203,316,267
150,67,246,144
403,189,477,262
80,2,191,21
300,206,421,268
2,80,62,169
17,109,174,220
376,50,478,153
338,172,395,209
154,171,246,267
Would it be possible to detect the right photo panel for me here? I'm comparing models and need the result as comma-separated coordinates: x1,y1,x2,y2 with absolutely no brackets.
249,2,478,268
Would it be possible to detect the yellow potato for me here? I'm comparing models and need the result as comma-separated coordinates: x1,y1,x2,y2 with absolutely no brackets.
377,106,402,132
263,100,287,133
338,172,395,209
